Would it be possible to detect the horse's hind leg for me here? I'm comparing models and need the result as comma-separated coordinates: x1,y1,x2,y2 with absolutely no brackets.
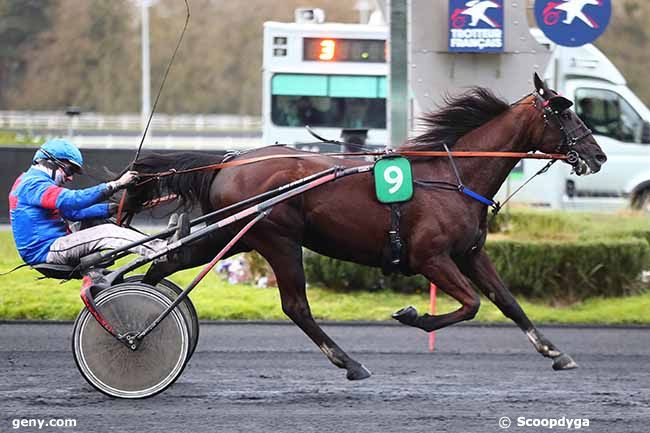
252,235,371,381
459,250,577,371
393,255,481,331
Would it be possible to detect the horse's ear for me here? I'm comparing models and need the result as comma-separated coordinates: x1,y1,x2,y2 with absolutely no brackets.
533,73,547,97
548,95,573,113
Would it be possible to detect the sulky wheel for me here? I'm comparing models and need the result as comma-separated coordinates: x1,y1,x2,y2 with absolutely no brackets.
123,275,199,358
72,282,190,399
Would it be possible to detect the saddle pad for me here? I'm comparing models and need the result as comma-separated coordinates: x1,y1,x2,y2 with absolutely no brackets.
373,156,413,203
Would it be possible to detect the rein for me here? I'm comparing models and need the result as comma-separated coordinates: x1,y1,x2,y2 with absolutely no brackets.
117,149,566,224
134,150,568,183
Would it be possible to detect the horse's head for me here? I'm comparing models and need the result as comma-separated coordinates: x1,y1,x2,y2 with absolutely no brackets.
532,73,607,175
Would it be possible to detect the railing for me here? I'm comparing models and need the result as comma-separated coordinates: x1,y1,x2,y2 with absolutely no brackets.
0,111,262,132
70,134,262,150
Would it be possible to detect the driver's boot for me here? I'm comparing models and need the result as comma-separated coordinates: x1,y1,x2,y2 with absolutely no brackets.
168,212,191,263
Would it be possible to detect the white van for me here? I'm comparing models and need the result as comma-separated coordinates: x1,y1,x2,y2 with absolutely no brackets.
497,30,650,212
260,9,650,212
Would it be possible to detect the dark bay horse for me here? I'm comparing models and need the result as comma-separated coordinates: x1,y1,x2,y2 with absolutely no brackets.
125,75,606,380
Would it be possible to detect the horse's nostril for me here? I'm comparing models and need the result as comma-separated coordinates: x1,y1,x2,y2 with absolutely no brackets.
596,153,607,163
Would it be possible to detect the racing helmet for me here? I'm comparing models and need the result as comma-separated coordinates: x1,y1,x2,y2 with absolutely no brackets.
32,138,84,174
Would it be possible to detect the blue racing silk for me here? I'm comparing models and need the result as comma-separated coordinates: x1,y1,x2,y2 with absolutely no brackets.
8,167,110,264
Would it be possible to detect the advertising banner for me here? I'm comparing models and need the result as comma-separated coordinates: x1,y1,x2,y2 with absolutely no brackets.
448,0,504,53
534,0,611,47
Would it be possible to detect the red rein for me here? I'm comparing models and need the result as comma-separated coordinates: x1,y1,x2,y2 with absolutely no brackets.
116,150,566,225
397,150,565,159
135,150,567,180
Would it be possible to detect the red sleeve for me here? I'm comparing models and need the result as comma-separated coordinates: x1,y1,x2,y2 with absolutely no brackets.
40,185,63,209
8,174,23,211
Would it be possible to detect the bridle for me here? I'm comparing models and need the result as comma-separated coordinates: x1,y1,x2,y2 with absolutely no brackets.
531,91,593,166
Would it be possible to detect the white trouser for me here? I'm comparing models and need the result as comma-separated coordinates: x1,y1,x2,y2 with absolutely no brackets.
46,224,167,265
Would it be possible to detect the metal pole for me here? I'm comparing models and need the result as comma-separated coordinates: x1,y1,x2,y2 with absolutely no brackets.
355,0,371,24
428,283,437,352
389,0,409,148
141,0,151,132
136,211,269,342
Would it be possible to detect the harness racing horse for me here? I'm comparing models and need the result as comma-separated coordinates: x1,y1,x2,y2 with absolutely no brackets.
124,75,606,380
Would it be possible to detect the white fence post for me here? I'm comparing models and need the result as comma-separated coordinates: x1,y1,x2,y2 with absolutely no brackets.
0,111,262,133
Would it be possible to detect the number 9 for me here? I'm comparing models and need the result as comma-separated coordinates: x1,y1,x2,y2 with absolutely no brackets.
384,166,403,194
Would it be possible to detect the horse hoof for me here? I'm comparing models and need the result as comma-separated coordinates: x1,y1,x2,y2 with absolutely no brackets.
552,353,578,371
346,364,372,381
392,306,418,326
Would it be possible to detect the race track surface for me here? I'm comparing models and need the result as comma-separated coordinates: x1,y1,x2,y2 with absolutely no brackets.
1,322,649,433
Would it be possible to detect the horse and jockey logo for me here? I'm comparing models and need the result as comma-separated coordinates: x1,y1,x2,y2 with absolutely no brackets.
451,0,501,29
448,0,504,53
534,0,611,47
543,0,601,28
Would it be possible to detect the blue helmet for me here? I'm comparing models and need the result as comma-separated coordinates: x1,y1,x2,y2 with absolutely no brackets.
32,138,84,173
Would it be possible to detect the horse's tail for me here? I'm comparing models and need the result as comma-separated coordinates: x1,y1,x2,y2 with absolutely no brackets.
133,152,224,210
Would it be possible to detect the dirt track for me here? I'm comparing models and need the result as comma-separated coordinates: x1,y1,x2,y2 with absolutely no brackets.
1,322,649,433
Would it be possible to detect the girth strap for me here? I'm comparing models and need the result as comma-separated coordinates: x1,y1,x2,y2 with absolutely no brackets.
389,203,403,267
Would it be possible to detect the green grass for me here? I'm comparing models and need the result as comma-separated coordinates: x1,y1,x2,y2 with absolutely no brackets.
0,131,44,146
496,208,650,242
2,265,650,324
1,231,649,324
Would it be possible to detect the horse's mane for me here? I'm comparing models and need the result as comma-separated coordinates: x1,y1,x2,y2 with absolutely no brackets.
402,87,510,150
133,152,223,210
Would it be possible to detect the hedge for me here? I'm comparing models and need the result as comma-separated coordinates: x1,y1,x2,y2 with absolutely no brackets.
304,238,650,302
488,209,650,243
484,238,649,302
631,230,650,246
303,252,428,293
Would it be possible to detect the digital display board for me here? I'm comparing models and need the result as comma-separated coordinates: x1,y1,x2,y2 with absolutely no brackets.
303,38,386,63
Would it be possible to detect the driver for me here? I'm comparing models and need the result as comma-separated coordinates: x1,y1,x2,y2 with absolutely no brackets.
8,138,189,267
577,98,598,132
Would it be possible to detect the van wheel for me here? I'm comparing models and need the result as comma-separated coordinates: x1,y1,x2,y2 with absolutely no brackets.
634,190,650,214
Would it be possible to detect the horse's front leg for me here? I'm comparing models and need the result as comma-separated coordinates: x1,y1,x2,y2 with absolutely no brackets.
459,249,577,371
393,254,481,331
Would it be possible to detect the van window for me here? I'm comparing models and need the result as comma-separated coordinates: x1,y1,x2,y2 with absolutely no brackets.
271,95,386,129
271,74,386,129
575,88,643,143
